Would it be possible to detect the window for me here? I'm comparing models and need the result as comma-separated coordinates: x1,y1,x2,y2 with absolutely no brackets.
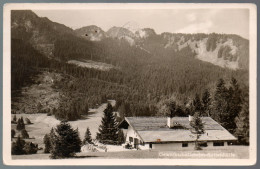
129,137,133,142
182,143,188,147
199,142,208,147
213,142,224,146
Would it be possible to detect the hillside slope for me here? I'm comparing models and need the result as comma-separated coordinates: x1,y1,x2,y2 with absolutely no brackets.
11,10,249,119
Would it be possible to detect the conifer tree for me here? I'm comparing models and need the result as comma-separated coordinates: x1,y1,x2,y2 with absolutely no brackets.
16,118,25,131
20,117,25,127
202,89,211,116
167,100,177,117
228,77,243,133
11,129,16,139
235,93,249,145
190,112,204,150
97,103,119,144
21,129,29,139
212,78,229,128
11,135,25,155
49,121,82,159
192,93,202,114
83,127,92,144
43,134,52,153
117,129,125,145
212,78,243,133
25,118,32,124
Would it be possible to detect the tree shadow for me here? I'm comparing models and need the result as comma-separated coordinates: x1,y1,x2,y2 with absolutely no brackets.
72,155,101,158
80,112,97,120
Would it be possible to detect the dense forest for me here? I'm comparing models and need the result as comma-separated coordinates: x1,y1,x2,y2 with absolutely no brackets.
11,10,249,144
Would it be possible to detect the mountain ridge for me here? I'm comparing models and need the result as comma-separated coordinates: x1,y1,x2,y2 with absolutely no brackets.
11,10,249,70
74,25,249,70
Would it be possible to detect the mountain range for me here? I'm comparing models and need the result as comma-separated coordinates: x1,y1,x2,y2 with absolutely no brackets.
11,10,249,70
11,10,249,119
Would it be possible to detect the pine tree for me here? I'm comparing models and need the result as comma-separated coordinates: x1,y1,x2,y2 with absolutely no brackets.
202,89,211,116
21,129,29,139
11,135,25,155
16,118,25,131
167,100,177,117
97,103,119,144
192,93,202,115
49,121,82,159
117,129,125,145
228,77,243,133
190,112,205,150
212,78,229,129
83,127,92,144
235,93,249,145
43,134,51,153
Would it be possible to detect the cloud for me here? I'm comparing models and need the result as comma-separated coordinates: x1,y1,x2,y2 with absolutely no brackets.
175,21,213,34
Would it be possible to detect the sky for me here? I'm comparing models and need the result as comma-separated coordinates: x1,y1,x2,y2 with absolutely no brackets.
34,9,249,39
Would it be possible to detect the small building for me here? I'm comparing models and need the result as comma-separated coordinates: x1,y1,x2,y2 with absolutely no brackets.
118,116,237,150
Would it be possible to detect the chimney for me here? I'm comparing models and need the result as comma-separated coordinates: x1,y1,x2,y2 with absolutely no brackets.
189,115,193,122
167,117,174,128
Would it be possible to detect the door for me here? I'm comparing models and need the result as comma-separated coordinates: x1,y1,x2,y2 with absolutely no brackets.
134,138,139,149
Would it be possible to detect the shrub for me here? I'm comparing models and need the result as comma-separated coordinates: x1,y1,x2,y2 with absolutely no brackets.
23,142,38,154
25,118,32,124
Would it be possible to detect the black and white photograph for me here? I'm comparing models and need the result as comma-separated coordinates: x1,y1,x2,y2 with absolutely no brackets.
2,3,257,166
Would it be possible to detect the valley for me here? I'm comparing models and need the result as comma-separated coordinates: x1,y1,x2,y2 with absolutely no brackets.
9,10,250,160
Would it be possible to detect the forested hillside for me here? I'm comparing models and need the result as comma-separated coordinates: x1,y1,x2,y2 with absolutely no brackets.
11,10,249,143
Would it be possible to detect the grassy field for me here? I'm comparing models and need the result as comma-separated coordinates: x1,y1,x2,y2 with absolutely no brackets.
11,101,115,148
12,145,249,159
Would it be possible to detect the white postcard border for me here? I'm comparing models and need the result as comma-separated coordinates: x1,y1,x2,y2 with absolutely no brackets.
2,3,257,166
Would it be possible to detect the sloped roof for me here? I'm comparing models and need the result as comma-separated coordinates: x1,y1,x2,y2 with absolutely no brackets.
125,117,237,142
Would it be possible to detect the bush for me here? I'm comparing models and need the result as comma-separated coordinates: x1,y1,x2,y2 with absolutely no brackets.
12,135,38,155
23,142,38,154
